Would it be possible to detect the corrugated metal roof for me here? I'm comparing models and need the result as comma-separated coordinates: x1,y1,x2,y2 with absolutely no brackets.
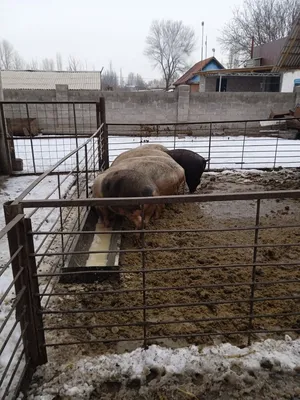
174,57,224,85
272,14,300,72
198,65,275,76
0,70,101,90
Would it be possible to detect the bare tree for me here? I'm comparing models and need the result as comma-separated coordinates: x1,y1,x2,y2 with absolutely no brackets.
145,20,196,90
67,55,82,71
219,0,299,60
102,62,118,90
13,53,25,70
56,52,63,70
41,58,55,71
26,59,39,70
0,39,15,69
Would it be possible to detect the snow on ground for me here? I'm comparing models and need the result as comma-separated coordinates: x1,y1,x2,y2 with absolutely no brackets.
108,135,300,169
13,135,300,174
26,337,300,399
0,174,74,399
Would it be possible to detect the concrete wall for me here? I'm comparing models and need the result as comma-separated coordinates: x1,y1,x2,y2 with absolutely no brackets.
189,92,294,122
281,70,300,92
2,84,296,129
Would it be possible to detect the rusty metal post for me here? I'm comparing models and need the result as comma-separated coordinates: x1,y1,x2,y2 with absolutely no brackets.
96,102,101,170
0,102,13,174
99,97,109,169
207,122,212,170
3,201,47,379
241,121,247,169
26,103,36,174
273,137,279,169
247,198,261,345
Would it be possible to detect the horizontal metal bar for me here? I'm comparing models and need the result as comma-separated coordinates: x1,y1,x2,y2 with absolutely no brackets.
1,101,98,104
0,309,25,356
106,117,300,126
0,215,24,241
40,294,300,315
0,324,27,388
0,267,24,306
19,189,300,208
33,241,300,258
41,310,300,332
0,246,23,279
36,278,300,298
44,327,300,347
34,260,300,277
30,222,300,236
0,287,26,335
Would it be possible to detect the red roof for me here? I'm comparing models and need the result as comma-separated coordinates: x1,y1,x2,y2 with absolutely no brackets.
174,57,224,86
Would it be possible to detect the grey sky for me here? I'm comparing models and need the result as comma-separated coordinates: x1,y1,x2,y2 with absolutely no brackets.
1,0,244,82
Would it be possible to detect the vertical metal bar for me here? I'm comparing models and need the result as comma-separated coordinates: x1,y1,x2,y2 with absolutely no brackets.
273,137,279,169
96,102,101,171
23,218,47,365
57,174,65,266
3,202,47,383
241,121,247,169
173,124,176,149
26,103,36,174
207,122,212,170
248,198,261,346
0,103,13,174
73,103,79,148
85,144,89,198
100,97,109,169
141,203,147,348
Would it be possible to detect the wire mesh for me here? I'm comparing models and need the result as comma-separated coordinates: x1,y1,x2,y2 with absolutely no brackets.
1,102,98,174
107,121,300,169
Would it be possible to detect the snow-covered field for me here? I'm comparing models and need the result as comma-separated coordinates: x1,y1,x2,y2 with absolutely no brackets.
1,134,300,398
13,135,300,173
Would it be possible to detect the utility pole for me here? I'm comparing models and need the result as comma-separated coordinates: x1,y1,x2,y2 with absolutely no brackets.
201,21,204,61
205,36,208,59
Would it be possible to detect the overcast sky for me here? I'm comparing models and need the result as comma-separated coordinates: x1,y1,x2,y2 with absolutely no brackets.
0,0,244,82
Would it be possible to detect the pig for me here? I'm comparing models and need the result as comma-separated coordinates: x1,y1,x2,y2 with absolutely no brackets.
92,156,185,229
164,149,209,193
101,169,159,229
112,144,169,166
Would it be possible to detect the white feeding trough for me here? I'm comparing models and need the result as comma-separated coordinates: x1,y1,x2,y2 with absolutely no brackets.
60,211,121,284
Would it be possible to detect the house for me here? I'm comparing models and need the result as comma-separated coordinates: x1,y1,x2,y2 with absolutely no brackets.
272,16,300,92
173,57,224,92
0,70,102,90
196,65,281,92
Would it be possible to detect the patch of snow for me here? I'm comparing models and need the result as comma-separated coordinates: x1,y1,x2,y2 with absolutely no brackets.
26,338,300,399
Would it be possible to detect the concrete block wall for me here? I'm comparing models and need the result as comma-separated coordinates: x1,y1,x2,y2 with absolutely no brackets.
2,85,296,132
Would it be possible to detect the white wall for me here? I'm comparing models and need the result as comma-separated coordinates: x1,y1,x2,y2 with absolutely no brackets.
281,70,300,92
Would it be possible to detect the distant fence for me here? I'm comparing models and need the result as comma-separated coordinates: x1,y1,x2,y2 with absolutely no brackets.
0,100,107,174
107,120,300,170
1,100,300,175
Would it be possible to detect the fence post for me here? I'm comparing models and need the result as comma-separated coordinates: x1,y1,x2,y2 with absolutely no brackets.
99,97,109,169
0,102,13,175
96,102,101,170
4,202,47,378
247,198,261,345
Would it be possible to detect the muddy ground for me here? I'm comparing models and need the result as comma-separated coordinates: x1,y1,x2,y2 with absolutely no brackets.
45,168,300,364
